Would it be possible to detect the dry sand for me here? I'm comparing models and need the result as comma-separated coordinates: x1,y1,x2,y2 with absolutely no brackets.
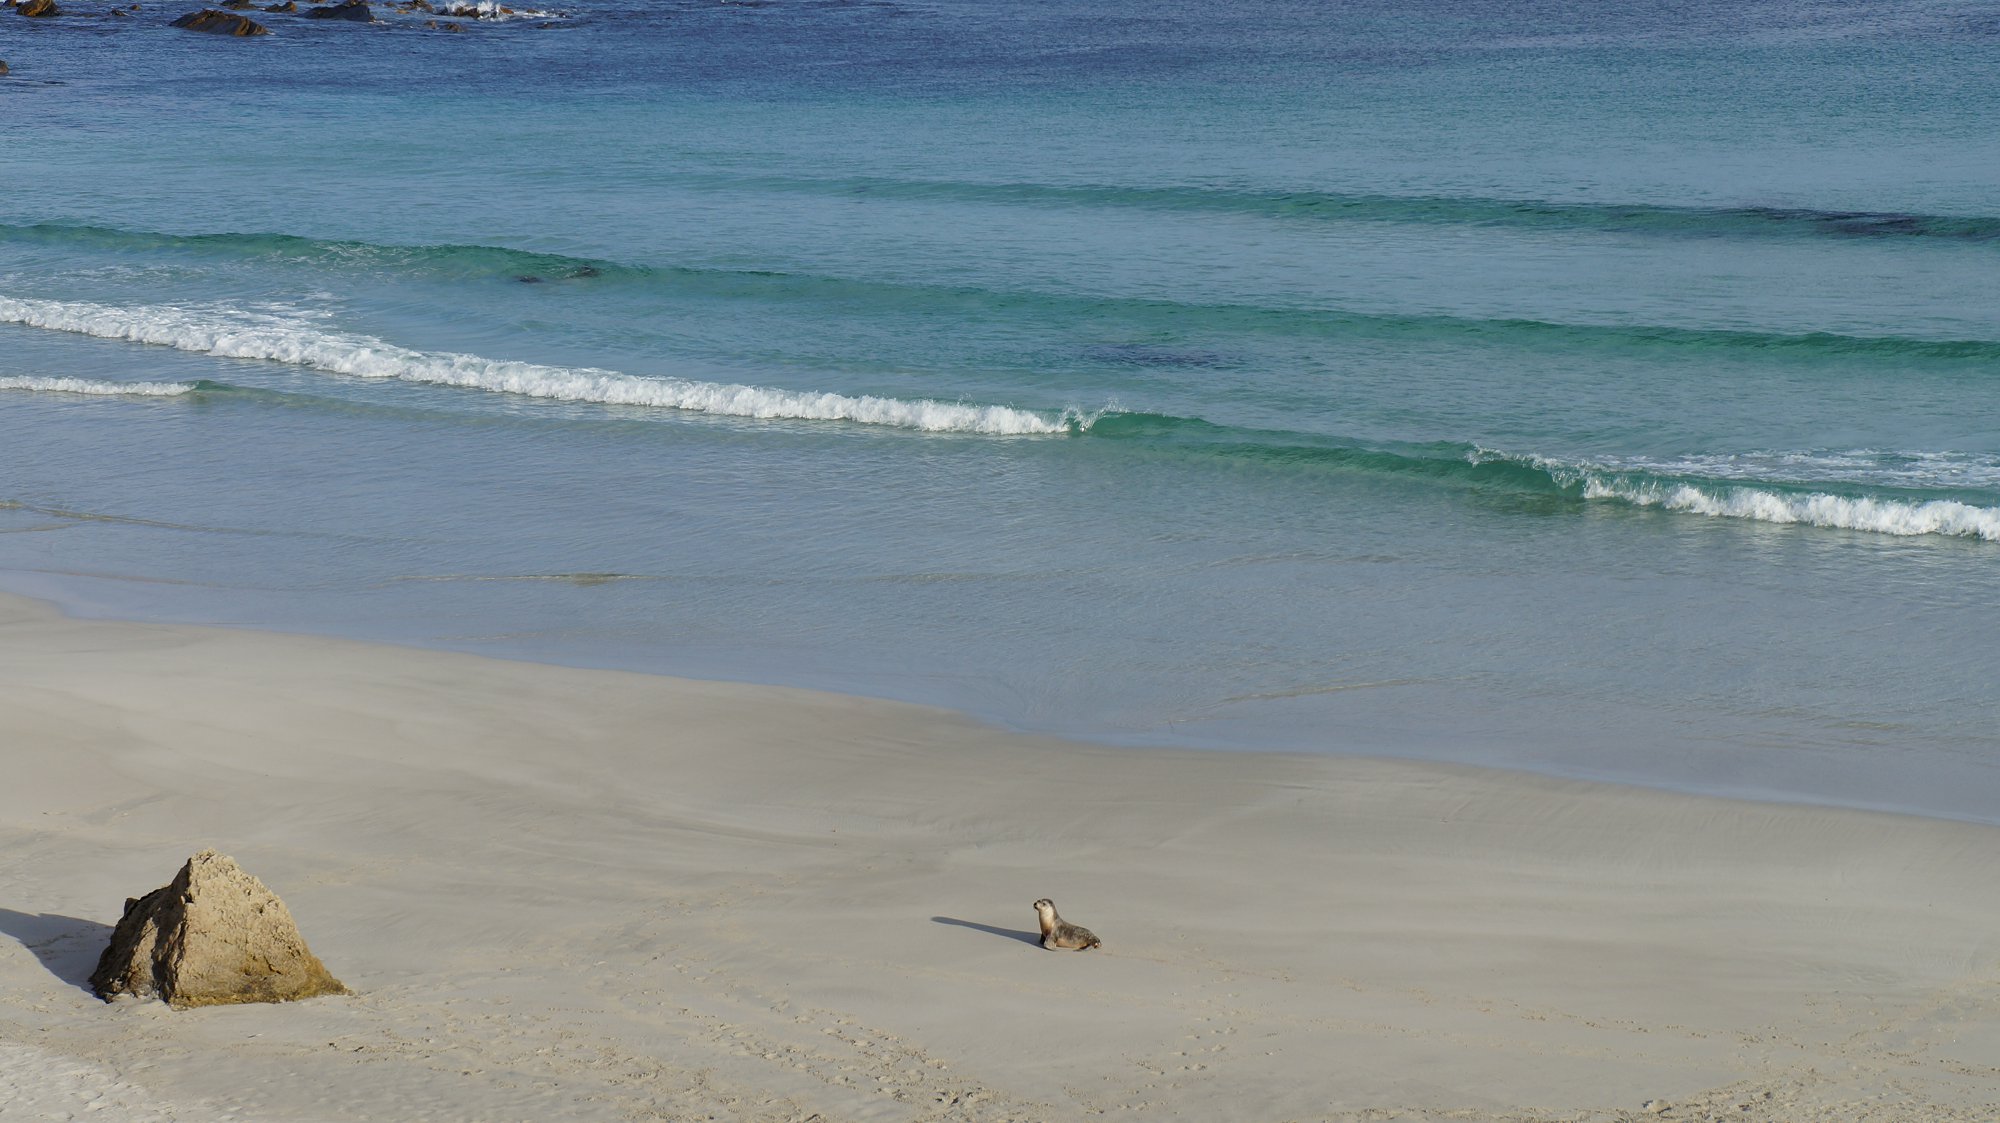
2,591,1997,1122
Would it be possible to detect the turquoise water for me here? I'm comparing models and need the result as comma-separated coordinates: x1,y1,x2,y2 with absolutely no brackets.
3,0,1997,819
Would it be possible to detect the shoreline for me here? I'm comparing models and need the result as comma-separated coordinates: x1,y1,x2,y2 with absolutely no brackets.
5,570,1994,832
4,590,2000,1120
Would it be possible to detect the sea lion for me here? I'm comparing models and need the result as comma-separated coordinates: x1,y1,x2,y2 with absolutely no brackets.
1032,898,1100,951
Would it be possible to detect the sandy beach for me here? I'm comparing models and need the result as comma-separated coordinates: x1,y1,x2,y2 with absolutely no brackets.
2,590,1997,1122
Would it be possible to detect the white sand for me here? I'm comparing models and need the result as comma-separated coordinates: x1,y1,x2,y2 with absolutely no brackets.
2,591,1997,1122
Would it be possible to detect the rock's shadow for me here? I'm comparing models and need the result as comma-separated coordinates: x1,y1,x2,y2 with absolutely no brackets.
930,916,1041,947
0,908,113,994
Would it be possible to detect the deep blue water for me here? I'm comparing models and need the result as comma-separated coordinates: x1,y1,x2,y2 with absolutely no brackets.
3,0,1998,819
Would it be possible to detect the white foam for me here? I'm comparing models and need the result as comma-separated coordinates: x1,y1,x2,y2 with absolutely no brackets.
1469,446,2000,541
1583,478,2000,541
0,294,1075,435
439,0,564,20
1608,449,2000,492
0,375,199,397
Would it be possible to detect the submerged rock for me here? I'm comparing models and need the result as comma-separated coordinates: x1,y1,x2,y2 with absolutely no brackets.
90,850,348,1008
18,0,60,17
263,1,293,10
301,0,369,18
171,8,268,31
0,60,9,75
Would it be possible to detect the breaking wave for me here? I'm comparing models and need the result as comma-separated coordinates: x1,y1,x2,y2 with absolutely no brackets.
0,375,204,397
1081,419,2000,542
437,0,567,20
0,294,1081,435
1469,448,2000,541
4,292,1994,541
1579,478,2000,540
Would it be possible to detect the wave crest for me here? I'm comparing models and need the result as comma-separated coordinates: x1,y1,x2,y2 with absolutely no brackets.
0,375,202,397
1582,478,2000,541
0,294,1075,435
6,292,1993,542
7,224,1997,365
1470,448,2000,541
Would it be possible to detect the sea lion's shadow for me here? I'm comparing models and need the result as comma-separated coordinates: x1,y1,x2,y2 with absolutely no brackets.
930,916,1040,947
0,908,112,994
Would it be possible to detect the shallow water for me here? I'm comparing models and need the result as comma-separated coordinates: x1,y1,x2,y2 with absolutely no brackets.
3,0,1997,819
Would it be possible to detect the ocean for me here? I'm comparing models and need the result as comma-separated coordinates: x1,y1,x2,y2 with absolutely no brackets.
3,0,1996,820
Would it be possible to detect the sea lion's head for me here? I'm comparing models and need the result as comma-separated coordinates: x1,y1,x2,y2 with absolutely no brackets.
1032,898,1056,916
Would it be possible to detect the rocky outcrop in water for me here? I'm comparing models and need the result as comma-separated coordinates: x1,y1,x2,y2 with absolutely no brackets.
171,8,268,32
301,0,369,18
90,850,348,1008
18,0,60,17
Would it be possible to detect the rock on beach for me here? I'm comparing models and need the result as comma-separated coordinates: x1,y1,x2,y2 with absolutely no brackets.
89,849,348,1009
